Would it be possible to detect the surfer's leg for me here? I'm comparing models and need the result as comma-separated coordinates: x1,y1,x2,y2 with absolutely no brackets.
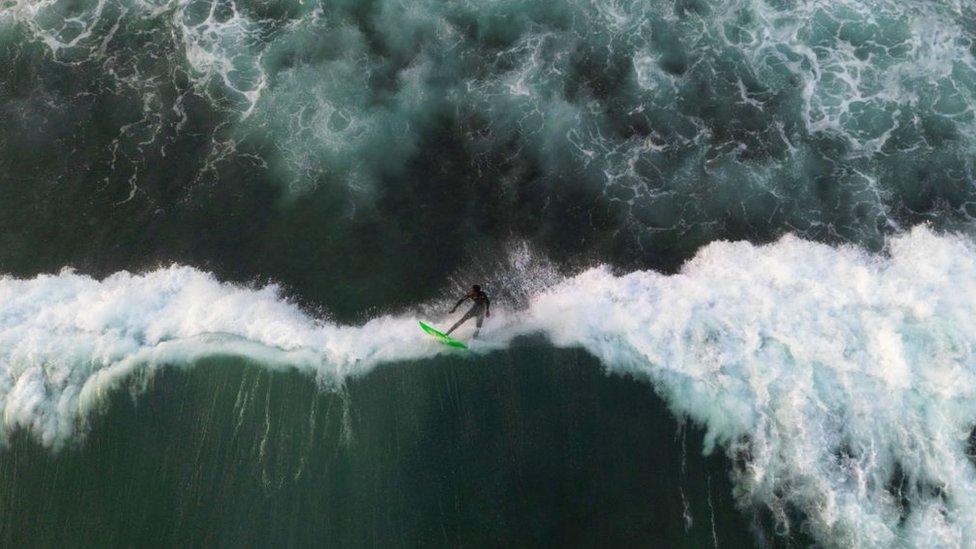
445,308,475,335
445,316,465,335
472,312,484,338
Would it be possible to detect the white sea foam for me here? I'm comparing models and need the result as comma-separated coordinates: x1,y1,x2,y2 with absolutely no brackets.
522,227,976,547
3,227,976,546
0,266,441,447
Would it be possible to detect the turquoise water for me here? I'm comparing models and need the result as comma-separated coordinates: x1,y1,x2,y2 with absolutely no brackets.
3,0,976,546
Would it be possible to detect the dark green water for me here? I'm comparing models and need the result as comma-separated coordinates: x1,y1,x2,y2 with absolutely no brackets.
1,345,767,547
4,0,976,546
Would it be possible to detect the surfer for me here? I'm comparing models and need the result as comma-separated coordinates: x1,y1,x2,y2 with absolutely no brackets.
446,285,491,338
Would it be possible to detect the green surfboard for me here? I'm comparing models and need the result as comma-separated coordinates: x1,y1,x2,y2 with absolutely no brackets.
419,321,468,349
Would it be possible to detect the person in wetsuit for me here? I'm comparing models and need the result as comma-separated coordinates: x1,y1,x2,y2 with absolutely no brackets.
446,285,490,338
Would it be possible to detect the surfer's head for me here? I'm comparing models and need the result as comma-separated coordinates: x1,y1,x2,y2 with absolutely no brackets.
472,285,481,293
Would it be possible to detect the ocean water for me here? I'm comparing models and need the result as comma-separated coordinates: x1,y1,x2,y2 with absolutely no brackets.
2,0,976,547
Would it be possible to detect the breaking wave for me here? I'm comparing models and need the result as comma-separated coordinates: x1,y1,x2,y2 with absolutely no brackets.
3,227,976,546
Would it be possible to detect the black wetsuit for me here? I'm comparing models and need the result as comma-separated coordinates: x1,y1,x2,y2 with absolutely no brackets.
446,290,490,337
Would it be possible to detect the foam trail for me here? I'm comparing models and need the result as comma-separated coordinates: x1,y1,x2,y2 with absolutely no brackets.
3,227,976,546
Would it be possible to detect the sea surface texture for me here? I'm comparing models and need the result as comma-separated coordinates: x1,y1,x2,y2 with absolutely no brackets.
2,0,976,547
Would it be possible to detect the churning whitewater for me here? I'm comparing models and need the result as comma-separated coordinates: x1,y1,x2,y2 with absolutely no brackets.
3,227,976,547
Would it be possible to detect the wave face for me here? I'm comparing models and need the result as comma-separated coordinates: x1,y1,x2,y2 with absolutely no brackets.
0,351,757,547
2,0,976,286
3,228,976,546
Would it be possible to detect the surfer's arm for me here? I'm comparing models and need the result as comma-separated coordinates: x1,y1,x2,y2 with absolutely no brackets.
450,295,469,313
485,296,491,317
